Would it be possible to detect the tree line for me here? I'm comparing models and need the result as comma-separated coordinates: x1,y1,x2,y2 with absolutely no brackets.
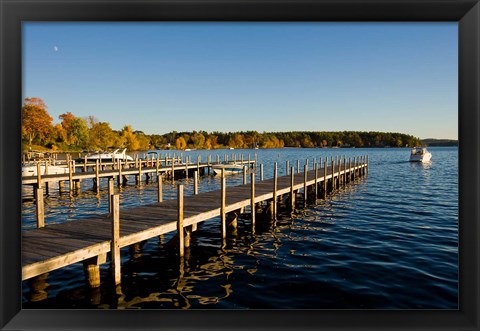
22,97,423,152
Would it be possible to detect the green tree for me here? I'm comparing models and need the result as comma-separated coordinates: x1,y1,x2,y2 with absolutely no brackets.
70,117,90,149
88,117,116,150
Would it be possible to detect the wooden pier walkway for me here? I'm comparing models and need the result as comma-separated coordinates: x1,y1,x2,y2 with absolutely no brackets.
22,159,256,187
22,156,368,291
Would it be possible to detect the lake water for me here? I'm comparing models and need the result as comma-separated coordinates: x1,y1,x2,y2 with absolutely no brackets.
22,147,458,309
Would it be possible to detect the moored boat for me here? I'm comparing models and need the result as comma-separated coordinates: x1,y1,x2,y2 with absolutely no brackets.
22,164,69,177
212,163,245,175
409,147,432,162
83,148,133,162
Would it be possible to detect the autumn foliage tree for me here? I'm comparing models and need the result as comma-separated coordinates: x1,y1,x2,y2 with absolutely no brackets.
22,98,53,146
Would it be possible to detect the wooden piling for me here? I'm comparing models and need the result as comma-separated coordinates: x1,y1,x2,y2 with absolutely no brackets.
83,254,106,288
118,160,123,186
353,157,356,181
138,160,143,185
155,175,163,203
177,185,184,257
194,171,198,195
273,162,278,219
260,164,264,181
95,160,100,192
303,164,308,206
243,166,247,185
297,160,300,174
36,163,42,189
111,194,121,285
286,160,290,175
35,188,44,228
331,158,335,192
68,161,73,193
250,172,255,228
290,166,295,211
108,178,114,213
44,162,49,195
221,168,226,241
323,157,327,199
171,160,175,181
314,162,318,200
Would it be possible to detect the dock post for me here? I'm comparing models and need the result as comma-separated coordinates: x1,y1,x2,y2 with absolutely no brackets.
343,156,347,184
273,162,278,219
157,175,163,203
44,162,49,195
75,180,81,192
250,172,255,229
297,160,300,174
362,156,365,176
260,164,264,181
348,157,352,182
243,166,247,184
331,158,335,192
216,154,220,164
59,180,64,193
95,160,100,192
290,166,295,211
353,157,356,181
194,171,198,195
221,169,227,242
139,160,143,183
303,164,308,207
156,157,160,179
314,162,318,200
191,171,198,232
171,160,175,181
84,156,87,172
35,188,45,228
108,178,114,213
118,160,123,186
286,160,290,175
323,157,327,199
185,162,188,179
177,185,185,257
336,157,340,189
68,160,74,193
83,254,106,288
111,194,121,285
35,162,41,188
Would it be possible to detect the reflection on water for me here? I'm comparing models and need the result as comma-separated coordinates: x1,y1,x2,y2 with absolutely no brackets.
22,147,458,309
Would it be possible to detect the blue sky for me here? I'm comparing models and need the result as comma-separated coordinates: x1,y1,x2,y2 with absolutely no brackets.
23,22,458,139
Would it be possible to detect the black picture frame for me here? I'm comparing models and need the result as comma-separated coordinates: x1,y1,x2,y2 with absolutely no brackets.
1,0,479,330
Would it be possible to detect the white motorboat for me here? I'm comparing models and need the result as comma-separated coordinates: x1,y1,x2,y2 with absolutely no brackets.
84,148,133,162
409,147,432,162
212,163,245,175
22,164,69,177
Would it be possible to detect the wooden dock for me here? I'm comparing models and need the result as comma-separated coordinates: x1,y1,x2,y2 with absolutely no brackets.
22,155,368,292
22,158,256,188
